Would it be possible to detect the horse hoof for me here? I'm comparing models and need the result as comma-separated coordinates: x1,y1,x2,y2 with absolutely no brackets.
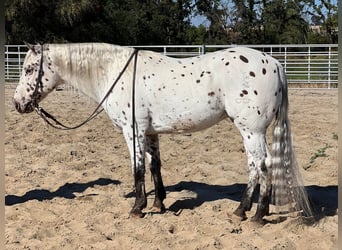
233,209,247,221
250,216,265,226
129,209,145,218
150,205,166,213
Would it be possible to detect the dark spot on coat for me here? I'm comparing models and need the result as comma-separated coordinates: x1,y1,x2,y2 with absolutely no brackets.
254,90,258,95
242,90,248,95
181,74,185,77
257,110,261,115
239,55,249,63
208,91,215,97
262,68,267,75
250,71,255,77
196,80,200,83
225,62,230,66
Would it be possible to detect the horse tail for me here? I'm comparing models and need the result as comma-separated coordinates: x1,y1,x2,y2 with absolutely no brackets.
271,64,312,218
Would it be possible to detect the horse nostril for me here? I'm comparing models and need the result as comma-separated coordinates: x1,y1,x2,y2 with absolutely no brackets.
13,100,21,112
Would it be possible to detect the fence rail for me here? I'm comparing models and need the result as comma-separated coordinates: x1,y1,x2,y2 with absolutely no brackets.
5,44,338,88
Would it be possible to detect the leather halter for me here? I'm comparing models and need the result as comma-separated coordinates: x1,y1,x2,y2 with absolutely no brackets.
33,45,139,130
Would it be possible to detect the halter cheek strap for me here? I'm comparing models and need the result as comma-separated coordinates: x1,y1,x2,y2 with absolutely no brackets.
31,45,45,109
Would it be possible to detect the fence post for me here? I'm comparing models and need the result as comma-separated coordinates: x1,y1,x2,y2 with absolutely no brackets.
308,46,311,84
5,46,8,80
328,46,331,89
201,45,206,55
284,46,287,73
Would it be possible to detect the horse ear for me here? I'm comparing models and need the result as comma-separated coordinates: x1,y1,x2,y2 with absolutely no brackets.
24,41,34,50
24,41,38,54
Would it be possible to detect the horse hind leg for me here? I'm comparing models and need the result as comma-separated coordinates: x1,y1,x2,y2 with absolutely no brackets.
146,134,166,213
234,131,272,222
233,150,259,220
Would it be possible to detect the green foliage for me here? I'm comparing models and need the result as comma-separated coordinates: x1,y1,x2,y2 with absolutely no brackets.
309,144,332,164
332,132,338,140
5,0,337,45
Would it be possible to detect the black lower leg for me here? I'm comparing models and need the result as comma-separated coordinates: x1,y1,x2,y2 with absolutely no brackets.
130,167,147,217
251,195,270,222
234,188,254,219
150,157,166,212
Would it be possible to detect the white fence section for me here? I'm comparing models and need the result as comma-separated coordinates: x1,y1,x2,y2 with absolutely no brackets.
5,44,338,88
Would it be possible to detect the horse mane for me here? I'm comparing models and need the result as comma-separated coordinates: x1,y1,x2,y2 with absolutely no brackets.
45,43,133,96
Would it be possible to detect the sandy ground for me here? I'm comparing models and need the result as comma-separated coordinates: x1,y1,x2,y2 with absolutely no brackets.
5,84,337,250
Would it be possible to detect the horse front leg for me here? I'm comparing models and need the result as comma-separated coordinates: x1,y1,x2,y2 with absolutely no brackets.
131,158,147,218
123,129,147,218
146,134,166,213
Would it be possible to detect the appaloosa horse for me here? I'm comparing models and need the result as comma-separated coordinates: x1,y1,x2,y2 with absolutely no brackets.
13,43,311,222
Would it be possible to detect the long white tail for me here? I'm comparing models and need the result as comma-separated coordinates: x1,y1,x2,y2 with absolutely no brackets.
271,65,312,217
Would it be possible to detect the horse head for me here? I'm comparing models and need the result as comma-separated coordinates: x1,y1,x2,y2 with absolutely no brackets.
13,43,62,113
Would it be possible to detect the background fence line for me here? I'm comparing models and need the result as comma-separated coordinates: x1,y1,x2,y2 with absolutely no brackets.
5,44,338,88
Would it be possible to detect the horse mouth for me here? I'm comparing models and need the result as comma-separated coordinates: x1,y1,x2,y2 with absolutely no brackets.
13,99,35,114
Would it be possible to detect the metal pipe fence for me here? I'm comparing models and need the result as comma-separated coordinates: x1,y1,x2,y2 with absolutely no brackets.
5,44,338,88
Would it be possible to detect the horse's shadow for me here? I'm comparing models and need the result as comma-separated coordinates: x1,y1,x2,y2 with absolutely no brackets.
6,178,337,220
5,178,121,206
161,181,337,218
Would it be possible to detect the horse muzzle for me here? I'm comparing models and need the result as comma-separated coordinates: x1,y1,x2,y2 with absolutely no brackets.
13,99,35,113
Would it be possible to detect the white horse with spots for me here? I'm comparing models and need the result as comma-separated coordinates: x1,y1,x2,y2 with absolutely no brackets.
13,43,311,222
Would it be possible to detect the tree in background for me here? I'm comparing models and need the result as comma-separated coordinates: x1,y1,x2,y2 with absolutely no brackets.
261,0,309,44
5,0,193,45
5,0,338,45
304,0,338,43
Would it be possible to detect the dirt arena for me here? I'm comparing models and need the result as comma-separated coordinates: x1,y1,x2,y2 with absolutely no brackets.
5,83,337,249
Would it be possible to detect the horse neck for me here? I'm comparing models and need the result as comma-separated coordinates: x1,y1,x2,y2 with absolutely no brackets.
48,43,132,102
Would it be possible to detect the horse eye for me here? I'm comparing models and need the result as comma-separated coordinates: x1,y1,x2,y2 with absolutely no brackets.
25,67,34,75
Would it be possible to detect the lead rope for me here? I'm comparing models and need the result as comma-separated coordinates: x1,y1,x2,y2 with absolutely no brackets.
35,48,139,130
131,47,139,176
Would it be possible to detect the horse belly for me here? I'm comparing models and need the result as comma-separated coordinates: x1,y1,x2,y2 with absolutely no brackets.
148,104,227,134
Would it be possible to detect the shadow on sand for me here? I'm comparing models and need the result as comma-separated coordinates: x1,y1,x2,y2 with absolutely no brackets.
5,178,121,206
6,178,336,220
163,181,337,218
